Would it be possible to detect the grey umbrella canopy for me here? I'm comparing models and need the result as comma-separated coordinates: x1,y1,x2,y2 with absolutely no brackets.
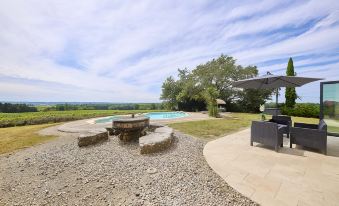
232,74,323,89
232,74,323,109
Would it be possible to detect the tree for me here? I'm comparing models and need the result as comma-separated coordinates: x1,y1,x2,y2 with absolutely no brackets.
285,58,297,108
150,103,156,110
160,54,274,113
238,88,272,112
160,76,180,110
0,103,37,113
192,55,238,104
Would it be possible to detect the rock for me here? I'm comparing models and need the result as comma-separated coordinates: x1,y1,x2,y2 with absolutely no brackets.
139,126,173,154
148,123,165,130
146,168,157,174
154,126,173,134
78,130,108,147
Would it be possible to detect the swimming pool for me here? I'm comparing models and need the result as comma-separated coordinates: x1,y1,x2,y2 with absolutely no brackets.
95,111,188,123
145,111,188,120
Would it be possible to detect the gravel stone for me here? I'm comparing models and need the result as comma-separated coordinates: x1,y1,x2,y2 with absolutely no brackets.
0,126,258,206
146,168,157,174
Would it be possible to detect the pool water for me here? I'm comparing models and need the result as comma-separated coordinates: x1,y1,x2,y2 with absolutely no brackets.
145,112,188,120
95,112,188,124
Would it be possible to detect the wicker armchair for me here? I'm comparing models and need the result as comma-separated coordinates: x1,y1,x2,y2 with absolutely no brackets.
290,119,327,155
269,115,292,138
251,121,284,152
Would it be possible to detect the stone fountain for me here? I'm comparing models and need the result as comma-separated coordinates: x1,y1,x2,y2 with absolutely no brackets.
112,114,173,154
112,115,150,142
77,114,173,154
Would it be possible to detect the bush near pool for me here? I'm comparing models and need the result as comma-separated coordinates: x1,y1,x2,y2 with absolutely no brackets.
281,103,320,118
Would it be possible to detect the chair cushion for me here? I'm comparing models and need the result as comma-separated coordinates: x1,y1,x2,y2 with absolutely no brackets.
271,115,291,126
274,119,289,125
278,124,288,133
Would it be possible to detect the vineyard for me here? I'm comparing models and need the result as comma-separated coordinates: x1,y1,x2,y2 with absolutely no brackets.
0,110,163,128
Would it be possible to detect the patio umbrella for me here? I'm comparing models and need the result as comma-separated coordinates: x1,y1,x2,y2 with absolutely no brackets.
232,73,323,107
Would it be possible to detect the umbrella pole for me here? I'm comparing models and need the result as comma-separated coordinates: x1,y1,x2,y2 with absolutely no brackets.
275,88,278,108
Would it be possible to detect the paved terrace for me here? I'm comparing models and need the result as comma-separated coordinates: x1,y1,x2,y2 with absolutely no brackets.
204,129,339,206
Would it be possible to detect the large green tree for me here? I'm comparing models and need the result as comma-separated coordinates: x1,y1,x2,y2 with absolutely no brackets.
285,58,297,108
160,55,273,115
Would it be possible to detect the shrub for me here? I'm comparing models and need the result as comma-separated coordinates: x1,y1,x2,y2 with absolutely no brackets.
281,103,320,118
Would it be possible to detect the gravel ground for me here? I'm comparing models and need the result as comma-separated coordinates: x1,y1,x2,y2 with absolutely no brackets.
0,126,257,206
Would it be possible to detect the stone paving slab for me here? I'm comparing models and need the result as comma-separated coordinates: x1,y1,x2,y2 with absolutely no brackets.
203,129,339,206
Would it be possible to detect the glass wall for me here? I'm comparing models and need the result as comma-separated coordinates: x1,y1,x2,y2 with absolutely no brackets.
321,81,339,135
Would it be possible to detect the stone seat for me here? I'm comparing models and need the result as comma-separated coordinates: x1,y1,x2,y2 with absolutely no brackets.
153,126,173,134
139,126,173,154
148,123,165,130
78,129,108,147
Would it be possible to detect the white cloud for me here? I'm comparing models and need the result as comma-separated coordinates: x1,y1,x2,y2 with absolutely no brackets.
0,0,338,102
258,55,339,74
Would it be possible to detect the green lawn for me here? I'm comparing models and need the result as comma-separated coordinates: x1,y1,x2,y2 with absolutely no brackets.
169,113,319,140
0,123,58,154
321,118,339,133
0,110,165,128
328,126,339,133
0,112,324,154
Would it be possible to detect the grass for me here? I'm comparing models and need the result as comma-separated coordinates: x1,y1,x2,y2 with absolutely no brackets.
0,109,165,128
291,116,318,124
169,113,319,140
0,111,330,154
323,118,339,134
329,126,339,133
0,123,58,154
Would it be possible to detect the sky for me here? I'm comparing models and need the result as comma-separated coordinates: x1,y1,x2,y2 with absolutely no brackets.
0,0,338,103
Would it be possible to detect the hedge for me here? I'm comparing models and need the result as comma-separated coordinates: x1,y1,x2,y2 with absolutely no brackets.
280,103,320,118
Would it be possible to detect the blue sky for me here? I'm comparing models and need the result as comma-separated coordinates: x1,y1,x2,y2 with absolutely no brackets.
0,0,338,103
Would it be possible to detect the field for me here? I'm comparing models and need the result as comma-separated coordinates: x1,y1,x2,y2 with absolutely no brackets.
0,110,163,128
169,113,319,140
0,123,58,154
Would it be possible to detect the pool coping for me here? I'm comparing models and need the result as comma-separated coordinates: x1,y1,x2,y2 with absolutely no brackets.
58,112,212,133
90,111,190,124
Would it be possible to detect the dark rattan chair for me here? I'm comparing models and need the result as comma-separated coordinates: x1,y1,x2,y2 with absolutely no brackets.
290,119,327,155
269,115,292,138
251,121,284,152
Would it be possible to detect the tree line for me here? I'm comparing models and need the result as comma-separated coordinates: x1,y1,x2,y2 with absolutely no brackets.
160,55,273,116
0,103,164,113
42,103,163,111
0,103,37,113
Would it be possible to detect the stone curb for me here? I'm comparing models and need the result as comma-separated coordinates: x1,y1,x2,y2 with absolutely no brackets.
78,130,108,147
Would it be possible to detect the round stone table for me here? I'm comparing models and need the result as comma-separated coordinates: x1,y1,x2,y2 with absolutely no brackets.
113,116,150,142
